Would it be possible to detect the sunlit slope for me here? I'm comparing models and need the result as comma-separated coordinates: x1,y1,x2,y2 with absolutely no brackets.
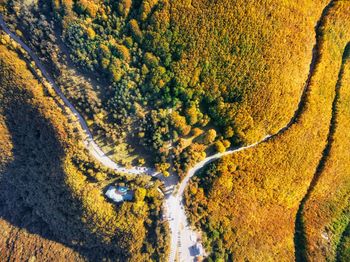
301,47,350,261
185,1,350,261
51,0,328,145
0,44,166,261
5,0,330,170
168,0,328,142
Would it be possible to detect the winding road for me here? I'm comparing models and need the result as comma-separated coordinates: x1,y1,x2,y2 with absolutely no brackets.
0,15,153,176
0,11,321,261
165,134,271,261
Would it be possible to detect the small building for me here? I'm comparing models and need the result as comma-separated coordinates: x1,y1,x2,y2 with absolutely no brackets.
105,185,133,203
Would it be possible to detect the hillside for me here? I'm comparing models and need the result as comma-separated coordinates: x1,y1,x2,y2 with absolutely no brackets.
0,42,168,261
1,0,350,261
185,1,350,261
299,44,350,260
1,0,328,176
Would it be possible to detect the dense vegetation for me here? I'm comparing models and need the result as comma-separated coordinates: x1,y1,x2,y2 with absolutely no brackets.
2,0,350,261
338,225,350,261
0,41,168,261
299,44,350,261
1,0,328,176
185,1,350,261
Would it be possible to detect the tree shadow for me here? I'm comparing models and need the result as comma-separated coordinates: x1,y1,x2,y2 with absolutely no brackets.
0,89,128,261
294,42,350,262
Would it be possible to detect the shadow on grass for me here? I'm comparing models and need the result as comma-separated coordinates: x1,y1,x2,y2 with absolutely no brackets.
294,42,350,262
336,222,350,261
0,86,128,261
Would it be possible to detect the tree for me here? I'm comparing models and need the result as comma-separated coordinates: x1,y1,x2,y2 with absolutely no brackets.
135,188,147,202
215,141,226,153
191,127,203,137
86,27,96,39
139,0,159,21
129,19,143,42
222,139,231,149
76,0,99,17
171,111,191,136
204,129,217,144
155,162,170,173
118,0,132,17
144,52,159,68
115,44,131,62
108,58,124,82
224,126,235,139
137,158,146,166
185,105,199,125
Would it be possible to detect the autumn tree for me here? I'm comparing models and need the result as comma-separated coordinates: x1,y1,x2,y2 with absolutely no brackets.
203,129,216,144
118,0,132,17
171,111,191,136
214,141,226,153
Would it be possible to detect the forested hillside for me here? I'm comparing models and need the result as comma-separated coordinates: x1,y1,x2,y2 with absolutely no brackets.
299,44,350,261
1,0,350,261
0,42,168,261
1,0,328,177
185,1,350,261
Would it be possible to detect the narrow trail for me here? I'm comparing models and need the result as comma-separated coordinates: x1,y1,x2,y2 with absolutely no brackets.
0,4,333,260
294,42,350,262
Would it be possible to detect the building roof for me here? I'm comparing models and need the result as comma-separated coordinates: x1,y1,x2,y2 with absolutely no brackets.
117,186,128,194
105,186,123,202
105,185,133,203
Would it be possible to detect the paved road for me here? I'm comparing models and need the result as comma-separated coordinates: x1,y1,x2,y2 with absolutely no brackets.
166,4,325,257
166,135,271,262
0,13,315,261
0,15,154,176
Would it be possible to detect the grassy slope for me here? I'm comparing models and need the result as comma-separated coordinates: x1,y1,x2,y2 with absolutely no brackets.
0,43,167,261
301,47,350,261
185,1,350,261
